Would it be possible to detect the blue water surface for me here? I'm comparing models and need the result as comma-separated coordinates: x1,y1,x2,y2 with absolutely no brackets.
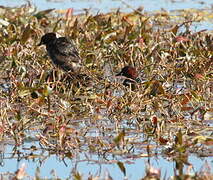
1,0,213,13
1,142,212,179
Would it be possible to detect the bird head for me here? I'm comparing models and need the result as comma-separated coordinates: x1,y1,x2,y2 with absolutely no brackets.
116,66,138,80
38,32,57,46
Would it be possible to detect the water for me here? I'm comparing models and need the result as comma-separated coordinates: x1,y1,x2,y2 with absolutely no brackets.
1,143,212,179
1,0,213,13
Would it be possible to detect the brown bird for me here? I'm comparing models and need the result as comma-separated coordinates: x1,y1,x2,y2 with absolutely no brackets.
38,32,82,73
116,66,140,88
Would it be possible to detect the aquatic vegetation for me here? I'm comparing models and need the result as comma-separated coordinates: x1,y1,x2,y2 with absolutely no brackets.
0,2,212,179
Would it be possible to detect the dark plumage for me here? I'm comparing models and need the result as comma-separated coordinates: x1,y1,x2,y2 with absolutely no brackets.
116,66,139,88
38,32,82,72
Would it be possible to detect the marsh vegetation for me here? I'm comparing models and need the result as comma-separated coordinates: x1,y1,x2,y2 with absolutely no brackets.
0,3,212,179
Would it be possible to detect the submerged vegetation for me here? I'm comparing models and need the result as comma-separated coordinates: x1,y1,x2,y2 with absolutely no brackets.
0,2,212,180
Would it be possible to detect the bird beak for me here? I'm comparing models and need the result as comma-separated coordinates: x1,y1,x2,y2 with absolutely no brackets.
37,41,42,46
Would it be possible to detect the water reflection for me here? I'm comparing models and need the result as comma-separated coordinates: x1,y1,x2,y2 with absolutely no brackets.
0,140,212,179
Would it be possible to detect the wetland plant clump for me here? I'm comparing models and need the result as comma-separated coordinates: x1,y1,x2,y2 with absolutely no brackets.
0,3,212,179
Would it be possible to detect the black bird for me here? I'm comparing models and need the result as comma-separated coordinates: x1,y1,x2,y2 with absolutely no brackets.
38,32,82,73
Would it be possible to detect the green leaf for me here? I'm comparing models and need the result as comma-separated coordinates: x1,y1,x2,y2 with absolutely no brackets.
117,161,126,176
176,129,183,146
19,89,30,98
34,9,55,19
21,24,33,44
42,85,53,97
113,129,125,146
73,171,82,180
